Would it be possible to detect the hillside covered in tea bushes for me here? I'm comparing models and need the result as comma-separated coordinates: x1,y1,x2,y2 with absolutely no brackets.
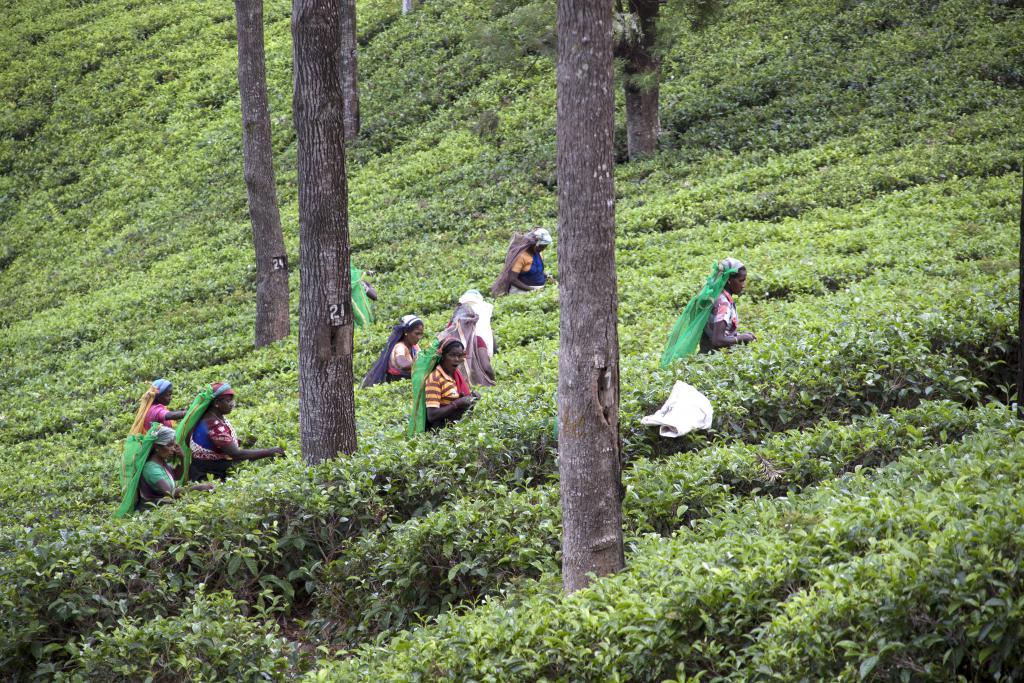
1,0,1023,678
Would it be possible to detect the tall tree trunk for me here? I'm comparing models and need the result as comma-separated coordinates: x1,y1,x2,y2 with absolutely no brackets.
557,0,625,593
338,0,360,140
292,0,358,464
235,0,290,347
622,0,660,161
1017,167,1023,419
402,0,413,14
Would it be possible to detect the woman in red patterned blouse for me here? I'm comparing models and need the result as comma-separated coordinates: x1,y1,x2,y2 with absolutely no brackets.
187,382,285,482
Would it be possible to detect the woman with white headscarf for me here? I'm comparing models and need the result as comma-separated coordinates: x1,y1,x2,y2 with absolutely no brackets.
490,227,554,296
441,297,495,387
457,289,495,354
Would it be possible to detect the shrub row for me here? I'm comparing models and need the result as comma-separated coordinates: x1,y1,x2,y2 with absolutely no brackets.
309,401,983,643
307,410,1024,681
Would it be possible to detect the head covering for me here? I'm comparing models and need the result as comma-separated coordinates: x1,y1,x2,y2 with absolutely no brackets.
440,337,465,355
532,227,553,246
211,382,235,397
152,379,172,394
154,426,177,445
719,257,744,272
660,259,745,367
459,289,495,355
361,315,423,388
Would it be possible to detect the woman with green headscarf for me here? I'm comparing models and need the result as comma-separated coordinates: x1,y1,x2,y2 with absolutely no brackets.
661,258,756,367
115,425,214,517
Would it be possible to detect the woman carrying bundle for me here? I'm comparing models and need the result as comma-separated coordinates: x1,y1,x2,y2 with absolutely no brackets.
129,378,187,435
409,337,479,434
115,425,213,517
490,227,554,296
441,293,495,387
361,315,425,387
661,258,756,367
177,382,285,482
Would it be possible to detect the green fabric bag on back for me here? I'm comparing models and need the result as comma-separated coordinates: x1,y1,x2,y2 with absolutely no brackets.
115,423,161,518
351,266,374,329
660,261,741,367
408,337,442,437
174,384,218,485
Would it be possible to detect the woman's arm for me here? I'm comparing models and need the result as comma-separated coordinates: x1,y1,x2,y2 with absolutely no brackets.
217,442,285,461
709,321,755,348
363,280,378,301
427,396,473,423
394,346,414,372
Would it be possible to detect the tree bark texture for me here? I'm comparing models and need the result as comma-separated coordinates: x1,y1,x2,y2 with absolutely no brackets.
235,0,290,347
622,0,661,160
338,0,360,140
292,0,358,464
402,0,413,14
556,0,625,593
1017,167,1023,419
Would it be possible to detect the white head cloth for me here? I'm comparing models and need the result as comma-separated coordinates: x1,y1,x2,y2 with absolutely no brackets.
154,426,177,446
458,289,494,355
718,257,744,274
532,228,553,246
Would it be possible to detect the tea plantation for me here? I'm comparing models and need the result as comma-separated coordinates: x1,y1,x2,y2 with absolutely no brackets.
1,0,1022,679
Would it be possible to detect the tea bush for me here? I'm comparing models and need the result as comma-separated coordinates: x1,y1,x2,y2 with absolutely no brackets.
59,587,301,682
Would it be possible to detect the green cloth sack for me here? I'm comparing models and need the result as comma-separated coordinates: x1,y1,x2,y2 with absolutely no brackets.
660,261,741,367
174,384,218,485
408,337,442,437
115,423,161,518
351,266,374,328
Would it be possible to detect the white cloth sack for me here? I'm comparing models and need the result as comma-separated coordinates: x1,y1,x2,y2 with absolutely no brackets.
641,381,713,438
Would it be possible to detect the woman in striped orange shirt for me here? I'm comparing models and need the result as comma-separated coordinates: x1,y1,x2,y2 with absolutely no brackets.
424,338,479,430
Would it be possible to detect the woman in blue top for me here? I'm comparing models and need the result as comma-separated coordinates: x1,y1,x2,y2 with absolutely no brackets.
490,228,554,296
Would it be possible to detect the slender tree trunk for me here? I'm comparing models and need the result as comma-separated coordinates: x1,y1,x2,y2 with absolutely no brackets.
338,0,360,140
557,0,625,593
235,0,290,347
292,0,357,464
402,0,413,14
1017,167,1023,419
622,0,660,161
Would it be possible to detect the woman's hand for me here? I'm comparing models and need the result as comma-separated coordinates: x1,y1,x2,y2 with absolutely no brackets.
739,332,756,344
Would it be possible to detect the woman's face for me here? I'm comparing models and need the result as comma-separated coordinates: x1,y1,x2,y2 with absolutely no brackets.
153,442,179,460
404,323,425,346
157,388,173,404
214,394,236,415
727,270,747,295
442,345,466,370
